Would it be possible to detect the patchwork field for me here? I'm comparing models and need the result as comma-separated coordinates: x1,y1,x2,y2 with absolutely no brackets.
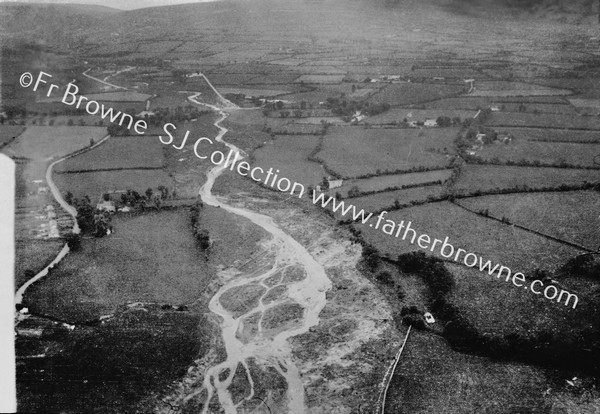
344,185,445,213
497,127,600,143
451,165,600,195
3,126,107,160
217,87,290,97
475,80,571,93
25,209,213,322
457,191,600,250
253,135,324,187
317,126,456,177
444,262,597,361
492,102,578,115
336,170,452,197
54,136,165,172
470,89,571,97
79,91,152,102
368,83,466,106
294,74,345,84
424,96,569,111
484,112,600,129
386,331,552,414
476,139,600,167
355,201,581,272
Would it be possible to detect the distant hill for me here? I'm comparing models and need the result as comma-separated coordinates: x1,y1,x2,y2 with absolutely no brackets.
0,1,119,13
0,0,216,11
441,0,597,22
1,0,598,54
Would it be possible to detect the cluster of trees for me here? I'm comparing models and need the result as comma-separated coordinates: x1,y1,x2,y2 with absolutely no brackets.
323,96,390,118
401,306,426,330
190,202,211,250
1,105,27,120
346,197,600,373
69,195,113,237
117,186,174,210
306,135,341,181
559,254,600,279
463,153,599,170
396,251,454,299
344,180,444,200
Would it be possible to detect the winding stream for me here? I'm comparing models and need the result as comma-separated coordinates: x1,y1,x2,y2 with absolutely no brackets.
191,93,332,412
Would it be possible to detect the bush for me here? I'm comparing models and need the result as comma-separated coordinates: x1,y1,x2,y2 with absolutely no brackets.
361,244,380,271
375,270,394,285
402,313,426,330
65,232,82,251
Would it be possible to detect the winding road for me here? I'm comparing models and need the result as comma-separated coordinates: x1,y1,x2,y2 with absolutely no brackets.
15,135,110,305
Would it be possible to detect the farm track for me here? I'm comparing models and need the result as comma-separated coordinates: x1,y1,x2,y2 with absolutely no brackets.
82,68,128,91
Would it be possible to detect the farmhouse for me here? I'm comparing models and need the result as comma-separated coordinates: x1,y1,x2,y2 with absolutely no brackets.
96,200,116,212
351,111,367,124
424,118,437,127
327,177,343,189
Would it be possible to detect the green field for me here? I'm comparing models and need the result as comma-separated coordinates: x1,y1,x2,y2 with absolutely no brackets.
217,87,290,97
55,136,165,172
254,135,324,188
17,309,208,414
387,331,551,414
346,185,445,213
485,112,600,129
317,127,457,177
493,102,578,115
25,209,213,322
444,262,599,370
471,89,571,97
458,191,600,249
3,126,108,160
368,83,466,106
294,75,345,84
477,139,600,168
75,91,152,102
336,170,452,197
424,96,569,111
0,125,25,146
451,165,600,195
475,80,570,92
355,201,581,272
496,127,600,143
15,239,65,291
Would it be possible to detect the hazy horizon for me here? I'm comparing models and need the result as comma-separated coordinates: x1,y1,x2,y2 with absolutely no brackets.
0,0,220,10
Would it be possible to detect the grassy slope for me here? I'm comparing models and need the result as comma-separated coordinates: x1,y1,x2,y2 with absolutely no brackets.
318,127,456,177
25,208,213,322
457,191,600,249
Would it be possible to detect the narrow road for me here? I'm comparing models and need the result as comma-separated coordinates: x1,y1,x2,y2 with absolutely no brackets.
377,325,411,414
82,68,129,91
15,134,110,305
